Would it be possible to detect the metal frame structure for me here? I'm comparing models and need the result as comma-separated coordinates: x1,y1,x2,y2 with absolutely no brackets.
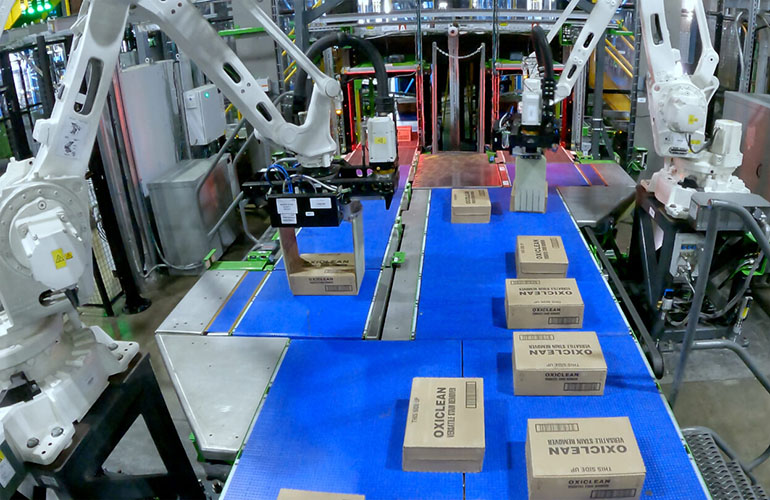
26,355,204,499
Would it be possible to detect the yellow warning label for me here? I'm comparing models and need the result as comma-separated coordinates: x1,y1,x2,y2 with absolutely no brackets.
52,249,67,270
374,137,387,145
0,450,5,460
688,115,699,125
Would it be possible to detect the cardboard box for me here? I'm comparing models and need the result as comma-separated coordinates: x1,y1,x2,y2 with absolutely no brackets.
277,489,365,500
505,279,584,329
513,331,606,396
397,125,413,142
403,377,485,472
517,235,569,278
278,210,364,296
526,417,646,499
451,189,492,224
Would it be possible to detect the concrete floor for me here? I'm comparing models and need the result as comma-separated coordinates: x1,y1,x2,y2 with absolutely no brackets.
659,302,770,490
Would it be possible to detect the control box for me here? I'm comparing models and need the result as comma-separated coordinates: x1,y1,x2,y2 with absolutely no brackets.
366,116,397,164
184,84,226,146
669,232,704,280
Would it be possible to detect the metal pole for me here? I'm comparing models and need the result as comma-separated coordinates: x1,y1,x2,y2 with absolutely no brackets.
478,43,486,153
739,0,760,93
0,50,32,159
294,0,309,53
35,36,55,118
432,42,438,153
416,0,424,148
669,204,718,407
591,31,607,159
625,2,643,163
448,28,461,150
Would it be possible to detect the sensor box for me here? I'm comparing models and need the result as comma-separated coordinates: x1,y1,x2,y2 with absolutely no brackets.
517,235,569,278
526,417,646,499
505,279,584,329
403,377,485,472
451,189,492,224
513,331,606,396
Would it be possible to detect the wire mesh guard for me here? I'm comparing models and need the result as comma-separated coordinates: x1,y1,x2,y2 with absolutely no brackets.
85,180,122,310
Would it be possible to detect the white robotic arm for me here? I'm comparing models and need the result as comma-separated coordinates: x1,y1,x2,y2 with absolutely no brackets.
639,0,747,218
518,0,621,128
0,0,346,470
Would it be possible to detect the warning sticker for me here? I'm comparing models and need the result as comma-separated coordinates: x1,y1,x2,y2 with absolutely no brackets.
374,137,387,145
56,117,89,160
280,213,297,224
52,249,67,270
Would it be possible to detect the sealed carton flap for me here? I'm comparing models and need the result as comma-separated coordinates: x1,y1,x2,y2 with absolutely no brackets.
404,377,485,450
277,489,365,500
513,331,605,371
517,236,569,273
452,189,492,216
527,417,646,478
506,279,583,306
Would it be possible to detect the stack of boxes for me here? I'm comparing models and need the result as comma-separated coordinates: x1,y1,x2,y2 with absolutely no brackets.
397,229,645,498
508,235,646,499
506,236,584,329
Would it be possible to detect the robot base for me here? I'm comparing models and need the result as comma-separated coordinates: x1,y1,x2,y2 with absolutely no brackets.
643,167,749,219
0,321,139,465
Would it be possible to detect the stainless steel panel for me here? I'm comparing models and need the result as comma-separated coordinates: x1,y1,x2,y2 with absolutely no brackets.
146,157,240,270
117,61,183,196
157,334,288,461
156,270,247,334
558,185,635,227
723,92,770,201
382,189,431,341
414,153,505,188
577,162,636,187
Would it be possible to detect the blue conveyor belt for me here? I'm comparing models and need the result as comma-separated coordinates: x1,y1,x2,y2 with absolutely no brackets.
218,158,704,499
416,187,629,340
232,270,379,339
462,337,706,499
223,339,465,500
206,272,267,334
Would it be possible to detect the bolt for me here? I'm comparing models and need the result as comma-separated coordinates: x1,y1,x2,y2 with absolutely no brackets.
51,427,63,437
37,201,47,210
31,235,38,241
26,438,39,448
117,354,124,361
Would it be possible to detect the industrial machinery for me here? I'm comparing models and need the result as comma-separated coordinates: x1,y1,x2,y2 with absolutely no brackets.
638,0,747,219
494,0,621,212
0,0,395,493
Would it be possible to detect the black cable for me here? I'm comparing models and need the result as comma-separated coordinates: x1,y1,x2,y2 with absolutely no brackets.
530,25,554,81
292,33,392,117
